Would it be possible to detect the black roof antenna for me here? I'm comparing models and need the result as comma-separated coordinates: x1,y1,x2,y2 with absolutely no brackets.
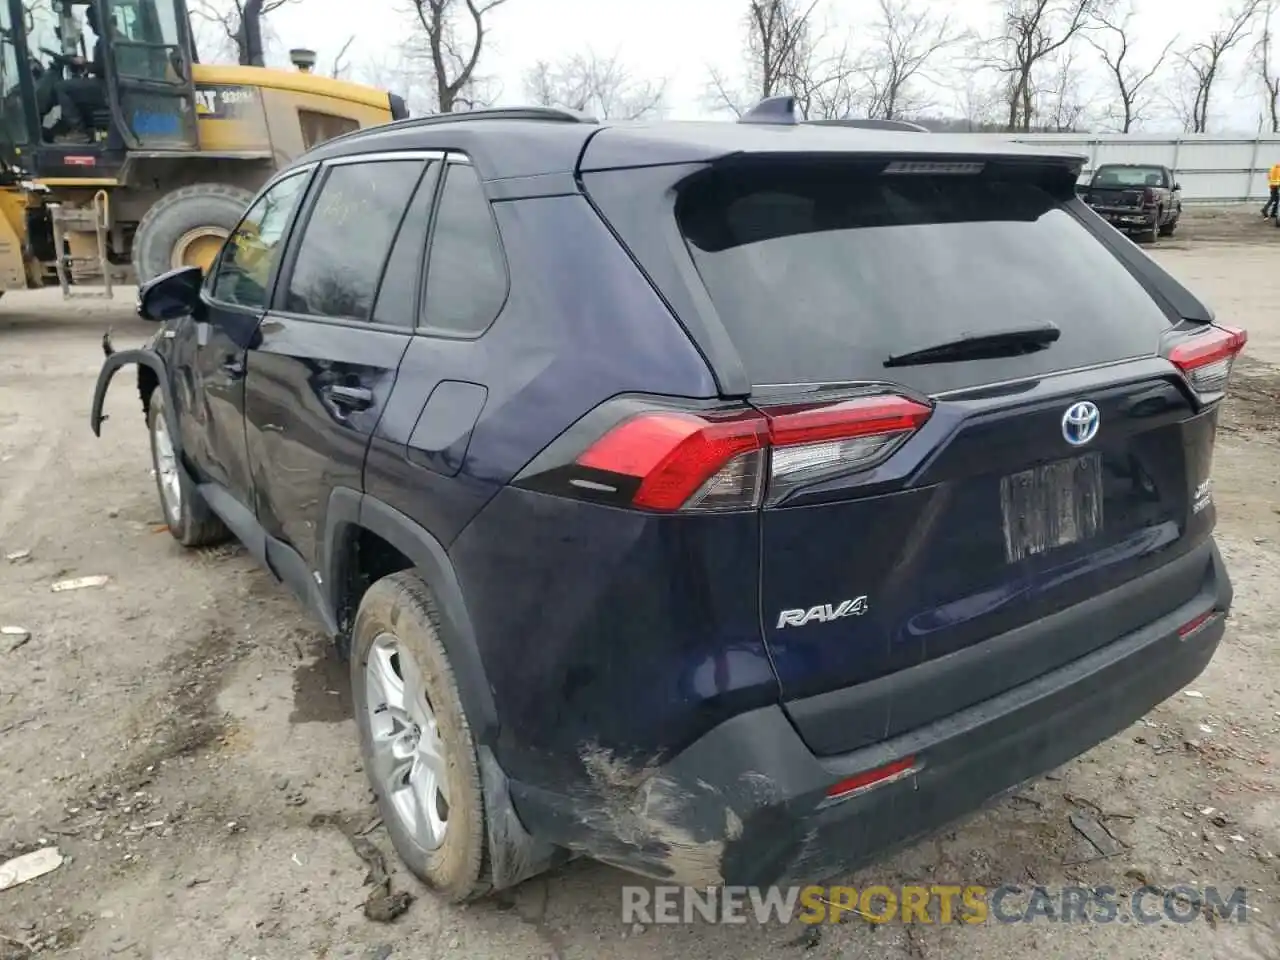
738,95,798,126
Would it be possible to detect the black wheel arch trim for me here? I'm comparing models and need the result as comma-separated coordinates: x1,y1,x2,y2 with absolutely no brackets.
90,348,182,455
322,489,499,744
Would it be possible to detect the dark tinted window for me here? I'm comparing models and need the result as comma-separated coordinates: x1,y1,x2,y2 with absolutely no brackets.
676,162,1173,393
1092,165,1165,187
372,161,440,327
286,160,423,322
421,163,507,335
210,170,309,309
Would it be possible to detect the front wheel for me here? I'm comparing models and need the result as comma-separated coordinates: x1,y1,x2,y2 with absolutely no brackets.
350,572,492,902
147,390,229,547
1158,214,1178,237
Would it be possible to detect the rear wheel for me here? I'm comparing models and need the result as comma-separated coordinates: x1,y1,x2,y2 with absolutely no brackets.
147,390,229,547
350,572,491,902
132,183,255,284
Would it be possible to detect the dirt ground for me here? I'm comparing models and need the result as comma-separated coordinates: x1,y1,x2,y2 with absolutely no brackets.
1,205,1279,960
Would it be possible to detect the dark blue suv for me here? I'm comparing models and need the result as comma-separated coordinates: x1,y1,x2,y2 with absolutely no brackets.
91,100,1242,902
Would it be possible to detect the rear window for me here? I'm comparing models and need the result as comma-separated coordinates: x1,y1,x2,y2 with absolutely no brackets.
676,162,1173,393
1092,165,1164,187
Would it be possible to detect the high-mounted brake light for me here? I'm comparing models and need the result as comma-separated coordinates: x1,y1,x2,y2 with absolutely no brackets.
883,160,983,176
1167,324,1247,402
543,394,933,513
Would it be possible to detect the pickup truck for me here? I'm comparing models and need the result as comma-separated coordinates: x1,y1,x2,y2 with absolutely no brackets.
1078,163,1182,242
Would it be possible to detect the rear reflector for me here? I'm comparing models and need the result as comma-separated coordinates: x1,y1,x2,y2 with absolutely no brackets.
1177,609,1218,638
1167,325,1247,402
565,394,933,513
825,755,919,800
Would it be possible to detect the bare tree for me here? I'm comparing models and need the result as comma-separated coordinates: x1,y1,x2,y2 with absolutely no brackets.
986,0,1103,132
405,0,510,112
1041,46,1089,130
189,0,297,66
358,50,434,114
1085,3,1175,131
524,51,667,119
1175,0,1262,133
859,0,968,120
1254,0,1280,131
706,0,824,116
329,35,355,79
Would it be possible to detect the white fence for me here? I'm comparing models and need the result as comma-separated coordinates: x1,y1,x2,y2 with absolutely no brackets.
952,133,1280,204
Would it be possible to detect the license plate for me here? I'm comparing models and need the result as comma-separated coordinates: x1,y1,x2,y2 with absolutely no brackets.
999,453,1104,563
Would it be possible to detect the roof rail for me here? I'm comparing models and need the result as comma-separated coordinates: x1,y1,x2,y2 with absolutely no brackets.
807,118,930,133
314,105,600,152
738,95,798,126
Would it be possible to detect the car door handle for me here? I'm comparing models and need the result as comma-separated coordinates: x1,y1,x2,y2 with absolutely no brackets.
324,385,374,411
221,359,245,378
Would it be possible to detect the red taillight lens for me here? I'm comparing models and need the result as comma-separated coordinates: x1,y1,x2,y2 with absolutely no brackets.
568,394,932,513
1167,324,1247,402
1142,186,1155,205
576,411,766,512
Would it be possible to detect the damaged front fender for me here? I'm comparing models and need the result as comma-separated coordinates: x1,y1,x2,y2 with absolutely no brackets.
90,337,179,458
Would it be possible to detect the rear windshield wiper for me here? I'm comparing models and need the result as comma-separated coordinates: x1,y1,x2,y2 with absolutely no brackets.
884,322,1061,368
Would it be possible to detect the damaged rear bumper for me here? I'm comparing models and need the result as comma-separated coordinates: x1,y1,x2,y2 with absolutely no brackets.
512,540,1231,887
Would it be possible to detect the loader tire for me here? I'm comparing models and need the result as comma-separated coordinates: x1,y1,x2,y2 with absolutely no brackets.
132,183,256,284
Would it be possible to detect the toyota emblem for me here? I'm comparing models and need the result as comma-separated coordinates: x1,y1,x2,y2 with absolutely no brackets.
1062,401,1100,446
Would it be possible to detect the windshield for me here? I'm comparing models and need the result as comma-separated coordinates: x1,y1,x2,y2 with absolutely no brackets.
675,161,1174,394
1092,166,1164,188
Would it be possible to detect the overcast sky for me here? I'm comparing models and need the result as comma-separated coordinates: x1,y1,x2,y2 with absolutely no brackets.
256,0,1270,133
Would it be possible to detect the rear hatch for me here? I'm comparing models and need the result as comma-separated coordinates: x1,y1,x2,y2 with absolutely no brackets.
1087,185,1146,209
1085,166,1163,210
586,150,1244,756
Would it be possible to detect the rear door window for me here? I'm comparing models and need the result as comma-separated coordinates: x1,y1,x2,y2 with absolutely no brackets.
675,162,1174,394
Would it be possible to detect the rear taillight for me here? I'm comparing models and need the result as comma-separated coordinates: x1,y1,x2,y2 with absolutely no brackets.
1142,186,1156,205
1167,324,1247,402
518,394,932,513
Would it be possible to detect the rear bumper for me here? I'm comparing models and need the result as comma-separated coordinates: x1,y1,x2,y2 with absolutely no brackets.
513,539,1231,887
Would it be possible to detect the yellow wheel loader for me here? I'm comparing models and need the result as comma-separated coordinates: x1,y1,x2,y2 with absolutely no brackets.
0,0,406,299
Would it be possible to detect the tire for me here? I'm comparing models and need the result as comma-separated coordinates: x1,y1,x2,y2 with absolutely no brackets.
1158,215,1178,237
146,390,229,547
350,572,491,903
1142,212,1160,243
131,183,255,285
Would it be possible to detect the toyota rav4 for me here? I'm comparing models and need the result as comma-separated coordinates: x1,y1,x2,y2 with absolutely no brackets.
91,99,1241,902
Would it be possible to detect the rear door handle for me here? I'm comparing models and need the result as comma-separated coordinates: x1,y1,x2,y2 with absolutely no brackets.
324,384,374,411
221,359,245,378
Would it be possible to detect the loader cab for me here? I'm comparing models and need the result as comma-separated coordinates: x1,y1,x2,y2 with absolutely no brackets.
0,0,197,178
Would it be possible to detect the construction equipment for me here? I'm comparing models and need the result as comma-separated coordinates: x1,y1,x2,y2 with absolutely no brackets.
0,0,408,298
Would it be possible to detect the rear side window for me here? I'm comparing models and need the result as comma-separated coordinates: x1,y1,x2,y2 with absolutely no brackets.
285,159,424,322
420,162,507,336
676,162,1174,394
